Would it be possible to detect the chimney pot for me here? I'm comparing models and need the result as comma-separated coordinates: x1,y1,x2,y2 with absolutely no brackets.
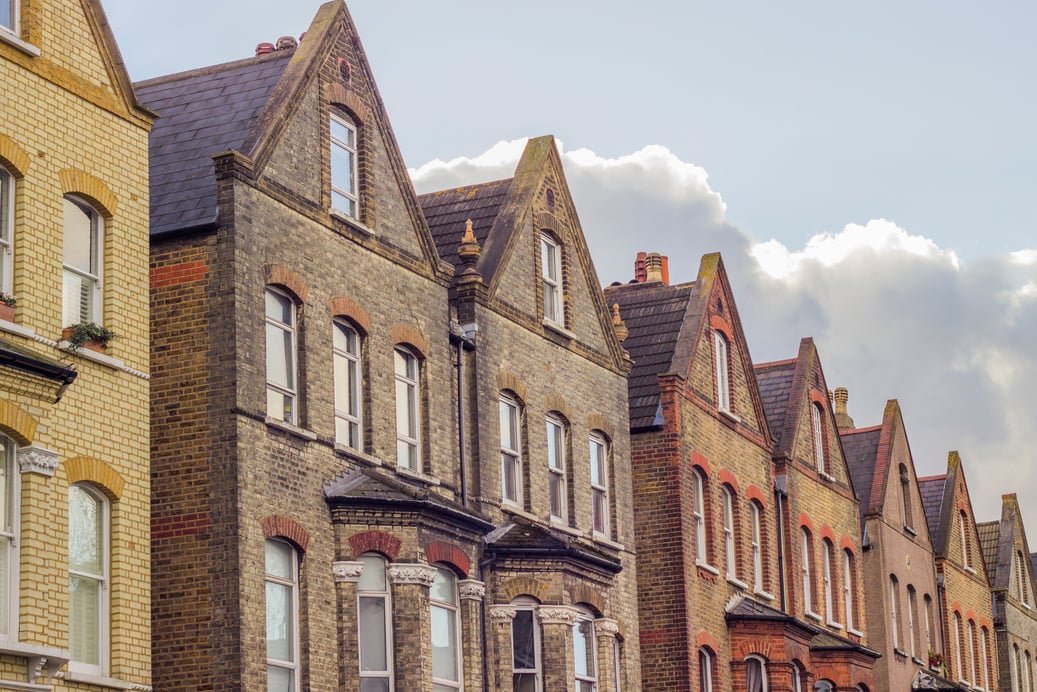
276,35,298,51
634,252,647,283
255,42,275,56
645,252,664,283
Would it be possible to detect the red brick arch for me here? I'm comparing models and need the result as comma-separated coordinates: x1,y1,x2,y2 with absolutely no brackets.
390,323,430,359
691,451,711,476
426,541,470,577
328,296,371,334
264,264,309,303
798,513,814,533
696,630,719,652
809,389,829,410
840,536,856,553
261,515,310,553
349,530,401,560
820,526,835,543
718,469,740,494
710,315,733,341
745,485,767,508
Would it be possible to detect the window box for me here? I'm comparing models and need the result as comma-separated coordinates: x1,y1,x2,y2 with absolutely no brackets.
62,323,115,353
0,294,15,323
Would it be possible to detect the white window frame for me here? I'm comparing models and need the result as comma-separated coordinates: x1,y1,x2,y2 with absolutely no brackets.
333,319,362,450
613,637,622,692
265,287,298,424
953,614,963,682
792,663,804,692
499,394,522,506
714,331,730,412
966,620,976,686
394,347,421,471
907,585,917,659
750,502,763,592
68,483,109,677
693,469,707,564
924,594,934,652
546,414,567,523
959,511,971,569
745,654,768,692
265,538,300,692
822,541,837,626
330,113,358,218
589,433,610,538
980,626,990,690
0,166,12,295
843,550,855,632
357,553,393,691
722,486,736,580
889,575,900,650
811,404,825,473
573,607,597,691
511,598,542,692
698,648,713,692
540,233,563,324
62,195,103,326
0,0,16,34
430,566,462,691
0,437,17,641
801,529,813,615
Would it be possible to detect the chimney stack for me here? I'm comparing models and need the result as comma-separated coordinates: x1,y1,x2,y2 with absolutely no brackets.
644,252,669,284
832,387,855,430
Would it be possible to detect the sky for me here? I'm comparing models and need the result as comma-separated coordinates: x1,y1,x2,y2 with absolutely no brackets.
104,2,1037,533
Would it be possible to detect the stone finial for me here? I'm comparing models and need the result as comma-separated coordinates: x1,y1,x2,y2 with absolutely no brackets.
457,219,481,265
832,387,855,430
611,303,628,343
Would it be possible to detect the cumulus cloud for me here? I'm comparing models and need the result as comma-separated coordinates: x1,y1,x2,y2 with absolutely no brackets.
411,140,1037,530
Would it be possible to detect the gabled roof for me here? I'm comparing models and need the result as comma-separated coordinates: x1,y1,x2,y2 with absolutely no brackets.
755,359,796,443
840,425,881,524
420,179,512,267
919,453,987,572
484,516,622,574
919,474,947,550
982,494,1036,594
136,51,292,236
977,520,1000,582
753,338,835,458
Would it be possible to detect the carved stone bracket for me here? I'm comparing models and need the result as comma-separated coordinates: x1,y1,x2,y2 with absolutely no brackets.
536,605,580,626
333,561,364,583
458,579,485,602
594,618,620,637
18,444,58,477
387,563,437,587
488,605,519,622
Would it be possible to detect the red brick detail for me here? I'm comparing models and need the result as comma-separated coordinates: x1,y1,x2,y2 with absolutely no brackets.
798,513,814,532
809,388,829,410
425,541,470,576
390,323,430,359
965,609,976,620
152,512,210,540
979,617,991,628
150,260,208,290
349,530,401,560
326,83,370,124
820,525,835,543
261,515,310,553
718,469,740,493
709,314,733,340
572,584,605,615
263,263,309,303
328,296,372,334
691,451,711,476
745,484,767,508
500,576,550,603
696,630,719,652
840,536,856,552
951,601,963,615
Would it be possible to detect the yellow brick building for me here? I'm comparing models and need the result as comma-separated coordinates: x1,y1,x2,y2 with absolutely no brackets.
0,0,153,689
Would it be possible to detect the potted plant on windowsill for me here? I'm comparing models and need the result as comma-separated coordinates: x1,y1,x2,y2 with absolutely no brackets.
62,322,116,353
0,293,15,322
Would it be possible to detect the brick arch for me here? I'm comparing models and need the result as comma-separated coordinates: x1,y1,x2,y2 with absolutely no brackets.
328,296,371,334
426,541,470,577
0,399,36,445
690,451,711,476
500,576,550,603
64,457,125,499
348,530,400,560
745,485,767,508
820,525,835,543
390,323,429,359
572,583,605,616
950,601,963,615
718,469,740,494
696,630,719,652
495,370,528,405
840,536,856,553
809,389,829,410
734,641,778,659
965,609,977,621
59,169,118,216
326,83,369,125
544,395,573,423
798,513,814,533
979,617,991,628
261,515,310,553
534,210,565,238
585,414,614,441
709,314,734,341
263,264,308,303
0,135,30,177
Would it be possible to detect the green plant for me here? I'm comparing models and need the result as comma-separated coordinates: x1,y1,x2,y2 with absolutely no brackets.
65,322,117,351
0,292,16,307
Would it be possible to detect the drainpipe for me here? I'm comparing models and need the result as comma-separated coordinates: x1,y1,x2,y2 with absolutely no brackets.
774,474,789,612
449,321,477,507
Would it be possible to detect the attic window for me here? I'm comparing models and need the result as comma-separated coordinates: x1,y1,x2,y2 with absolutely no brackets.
330,112,358,218
714,331,731,413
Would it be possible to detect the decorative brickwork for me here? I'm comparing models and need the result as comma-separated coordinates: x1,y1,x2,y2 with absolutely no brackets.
59,168,118,215
263,263,309,303
328,295,372,333
260,515,311,552
425,541,471,576
348,529,401,560
0,134,30,177
63,455,125,498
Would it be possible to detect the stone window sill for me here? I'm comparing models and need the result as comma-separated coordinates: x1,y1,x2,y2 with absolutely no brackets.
0,28,40,57
696,560,720,576
593,533,625,551
330,208,373,235
542,320,577,340
58,341,125,371
719,409,741,425
65,670,152,690
333,443,381,466
847,626,863,637
0,640,68,684
0,318,35,339
755,589,776,601
806,611,823,623
264,417,317,441
396,465,441,486
727,576,749,590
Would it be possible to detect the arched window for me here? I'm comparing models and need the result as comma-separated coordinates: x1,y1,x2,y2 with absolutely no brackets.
540,232,563,324
394,347,421,471
357,553,392,690
966,619,976,685
499,393,523,506
590,432,610,537
801,528,815,615
745,655,767,692
959,510,971,569
714,331,730,412
843,549,856,632
953,613,963,682
907,585,918,659
721,486,737,580
822,540,835,624
430,566,462,691
63,196,104,325
814,681,833,692
980,626,990,691
698,647,714,692
899,464,913,530
791,663,805,692
0,165,12,295
692,468,708,564
546,414,568,523
811,403,826,473
511,597,542,692
889,575,901,650
1026,650,1033,692
573,607,597,691
265,538,299,691
750,502,763,592
265,287,298,424
0,435,16,639
69,483,109,675
1012,644,1020,691
330,112,358,217
333,319,363,449
923,594,934,652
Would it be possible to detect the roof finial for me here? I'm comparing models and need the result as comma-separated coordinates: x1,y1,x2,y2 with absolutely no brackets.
457,219,481,267
612,303,628,343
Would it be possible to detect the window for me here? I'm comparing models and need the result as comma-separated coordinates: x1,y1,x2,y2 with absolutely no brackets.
722,486,736,580
889,575,900,650
698,648,714,692
907,586,917,658
63,196,103,326
980,627,990,690
266,539,299,691
1019,551,1032,606
1027,650,1034,692
333,320,362,449
431,567,462,692
0,166,12,294
693,468,708,564
0,437,15,639
843,550,855,632
814,682,833,692
69,484,109,675
822,540,835,623
613,638,622,692
573,608,597,692
953,613,963,682
801,528,814,615
959,510,971,569
899,464,913,529
745,655,767,692
0,0,15,33
511,599,542,692
811,403,826,473
923,594,934,652
265,288,298,423
394,347,421,471
540,233,562,324
330,113,358,217
546,415,567,522
750,502,763,591
791,664,805,692
358,554,392,691
966,620,976,686
499,394,522,506
590,433,609,537
714,331,730,412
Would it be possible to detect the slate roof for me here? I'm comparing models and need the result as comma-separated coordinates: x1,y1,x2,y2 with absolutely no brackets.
604,281,696,429
484,517,622,572
977,520,1000,581
840,425,882,524
418,179,512,268
135,50,293,236
754,360,796,446
919,475,947,550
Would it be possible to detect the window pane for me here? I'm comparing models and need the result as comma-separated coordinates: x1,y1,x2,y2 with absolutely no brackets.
0,438,10,532
265,540,294,580
512,610,536,669
541,238,556,281
69,486,102,574
266,323,294,388
593,488,607,533
331,144,355,193
431,569,456,604
550,474,563,518
590,442,604,484
501,454,516,501
268,665,295,692
430,604,458,680
573,619,593,676
266,289,292,324
396,379,415,436
360,680,390,692
62,269,94,324
543,283,557,322
357,554,385,591
63,198,96,273
514,673,538,692
0,1,12,31
359,597,387,671
330,118,355,147
69,574,101,665
266,580,293,661
332,190,356,216
397,439,416,469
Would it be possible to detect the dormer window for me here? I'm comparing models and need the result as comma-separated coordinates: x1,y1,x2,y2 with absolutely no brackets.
540,232,563,324
330,113,358,218
714,331,730,412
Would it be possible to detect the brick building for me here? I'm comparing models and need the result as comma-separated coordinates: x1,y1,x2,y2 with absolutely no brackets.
143,2,639,690
0,0,153,689
841,398,950,690
978,493,1037,691
920,453,998,690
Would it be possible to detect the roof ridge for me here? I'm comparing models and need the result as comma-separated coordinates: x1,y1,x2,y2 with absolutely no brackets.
841,424,883,435
753,357,796,369
134,49,293,89
417,178,514,199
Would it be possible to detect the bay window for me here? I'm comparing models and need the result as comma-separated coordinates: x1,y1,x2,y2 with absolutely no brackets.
512,600,542,692
573,608,597,691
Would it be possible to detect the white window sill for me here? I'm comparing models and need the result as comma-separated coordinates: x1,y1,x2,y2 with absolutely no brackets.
727,576,749,590
542,320,577,340
0,318,35,339
0,680,50,691
593,534,625,551
65,670,152,690
695,560,720,576
0,640,69,683
719,408,741,424
912,656,925,665
964,566,977,576
826,619,843,630
263,416,317,441
818,471,835,482
893,648,908,659
58,341,126,370
904,524,917,536
1022,601,1032,610
806,611,823,623
396,465,441,486
333,443,381,466
754,589,776,601
847,626,863,637
330,208,373,235
0,28,40,57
